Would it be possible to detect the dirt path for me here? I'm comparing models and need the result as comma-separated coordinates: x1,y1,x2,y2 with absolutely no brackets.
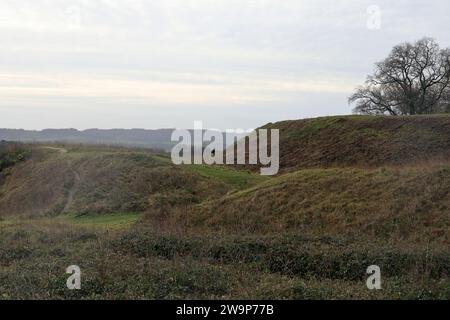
40,146,68,154
40,146,79,213
63,163,81,213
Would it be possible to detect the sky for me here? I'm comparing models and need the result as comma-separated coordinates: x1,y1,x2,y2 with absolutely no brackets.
1,0,449,130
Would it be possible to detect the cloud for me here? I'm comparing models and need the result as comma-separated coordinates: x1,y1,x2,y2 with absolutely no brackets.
0,0,449,129
0,70,358,107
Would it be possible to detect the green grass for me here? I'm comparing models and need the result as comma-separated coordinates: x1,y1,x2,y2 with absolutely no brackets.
0,217,16,227
184,164,269,190
151,154,172,163
58,212,142,229
0,142,31,172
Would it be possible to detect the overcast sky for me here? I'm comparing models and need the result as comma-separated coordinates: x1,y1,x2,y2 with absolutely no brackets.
1,0,449,130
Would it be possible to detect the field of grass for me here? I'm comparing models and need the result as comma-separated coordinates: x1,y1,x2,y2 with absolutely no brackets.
1,216,449,300
1,115,450,300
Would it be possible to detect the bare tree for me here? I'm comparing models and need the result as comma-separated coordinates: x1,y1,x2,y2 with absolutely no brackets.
349,38,450,115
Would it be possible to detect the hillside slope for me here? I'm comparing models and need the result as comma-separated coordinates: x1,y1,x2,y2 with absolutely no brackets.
0,145,266,217
0,147,196,216
193,166,450,244
257,115,450,172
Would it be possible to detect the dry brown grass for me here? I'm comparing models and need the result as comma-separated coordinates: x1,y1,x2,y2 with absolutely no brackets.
0,146,229,217
162,165,450,245
235,114,450,173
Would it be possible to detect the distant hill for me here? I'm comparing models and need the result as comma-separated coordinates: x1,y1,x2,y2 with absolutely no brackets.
0,128,176,151
0,128,241,152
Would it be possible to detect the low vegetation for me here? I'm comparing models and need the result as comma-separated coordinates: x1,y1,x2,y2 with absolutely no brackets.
1,219,449,300
1,115,450,299
0,142,30,179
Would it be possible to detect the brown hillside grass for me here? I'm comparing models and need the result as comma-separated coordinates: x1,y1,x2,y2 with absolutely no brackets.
235,115,450,173
0,149,69,216
143,165,450,245
0,146,229,217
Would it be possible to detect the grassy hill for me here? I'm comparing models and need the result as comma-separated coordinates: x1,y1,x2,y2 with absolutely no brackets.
1,115,450,300
195,166,450,243
0,144,262,217
258,114,450,171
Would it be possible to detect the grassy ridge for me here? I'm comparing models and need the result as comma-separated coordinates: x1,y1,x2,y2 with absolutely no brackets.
260,115,450,171
0,147,232,217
